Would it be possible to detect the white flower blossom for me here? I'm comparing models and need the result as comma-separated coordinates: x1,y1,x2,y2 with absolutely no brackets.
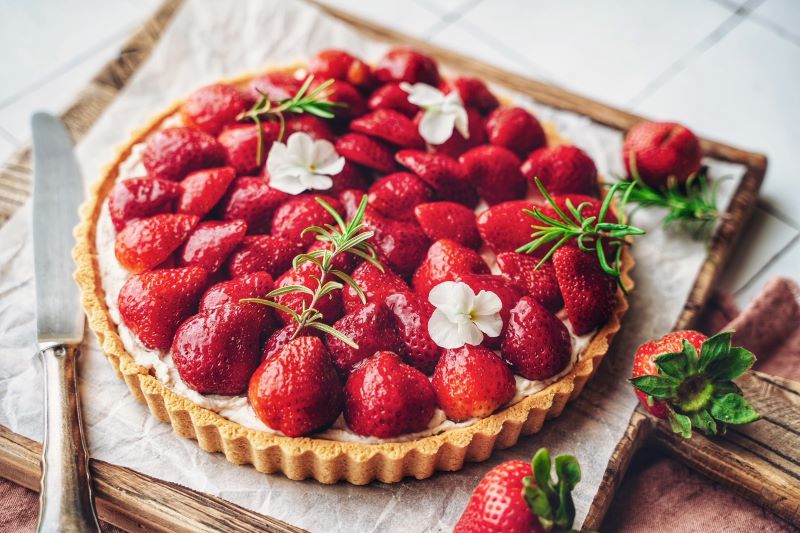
401,82,469,145
266,132,345,195
427,281,502,349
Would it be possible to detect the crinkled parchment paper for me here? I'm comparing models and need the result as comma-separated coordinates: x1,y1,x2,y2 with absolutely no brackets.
0,0,744,530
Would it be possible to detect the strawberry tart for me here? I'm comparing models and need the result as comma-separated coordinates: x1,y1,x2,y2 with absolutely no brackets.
73,47,634,484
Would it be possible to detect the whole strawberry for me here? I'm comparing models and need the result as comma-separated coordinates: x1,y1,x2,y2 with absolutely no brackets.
200,271,274,323
476,200,541,255
351,109,425,149
367,82,420,117
177,166,236,217
178,219,247,272
484,107,546,160
273,261,344,326
441,76,499,115
495,252,563,313
396,150,478,208
385,292,441,374
502,296,571,380
342,261,410,313
249,336,344,437
459,145,527,205
271,194,343,248
180,83,247,136
344,351,436,438
217,123,280,176
324,302,403,376
335,133,396,174
630,330,759,438
520,145,598,196
455,448,581,533
552,246,616,335
412,239,489,297
368,172,433,222
623,121,702,188
362,208,430,277
218,177,289,234
225,234,301,278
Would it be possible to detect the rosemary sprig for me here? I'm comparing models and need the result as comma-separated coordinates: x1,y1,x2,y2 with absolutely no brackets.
236,75,344,165
626,152,723,241
241,195,382,348
516,178,645,290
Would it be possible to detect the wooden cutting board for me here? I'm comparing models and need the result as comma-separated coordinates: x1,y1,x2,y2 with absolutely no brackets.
0,0,797,530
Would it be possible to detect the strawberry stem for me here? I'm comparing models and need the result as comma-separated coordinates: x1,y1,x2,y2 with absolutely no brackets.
523,448,581,532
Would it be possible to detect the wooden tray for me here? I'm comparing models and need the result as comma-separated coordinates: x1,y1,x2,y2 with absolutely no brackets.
1,0,797,530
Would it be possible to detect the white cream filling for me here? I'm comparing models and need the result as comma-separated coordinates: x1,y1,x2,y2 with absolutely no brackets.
96,124,596,444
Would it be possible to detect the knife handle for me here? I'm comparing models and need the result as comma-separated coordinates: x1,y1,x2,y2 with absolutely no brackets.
37,343,100,533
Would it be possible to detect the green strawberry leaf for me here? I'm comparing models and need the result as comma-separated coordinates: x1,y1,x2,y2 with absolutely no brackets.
704,346,756,381
668,410,693,439
697,331,733,372
688,409,718,436
629,375,678,399
532,448,554,494
555,455,581,491
523,484,553,529
554,478,576,530
682,339,700,373
710,393,760,425
654,351,690,379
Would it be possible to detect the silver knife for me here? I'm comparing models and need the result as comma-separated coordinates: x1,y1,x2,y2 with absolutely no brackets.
32,112,101,532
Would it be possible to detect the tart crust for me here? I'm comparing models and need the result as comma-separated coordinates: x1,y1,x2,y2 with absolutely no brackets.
72,66,634,484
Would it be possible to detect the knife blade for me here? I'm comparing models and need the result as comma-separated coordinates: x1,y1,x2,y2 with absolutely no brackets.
32,112,85,344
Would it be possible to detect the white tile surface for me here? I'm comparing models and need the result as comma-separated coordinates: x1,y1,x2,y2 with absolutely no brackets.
734,237,800,306
455,0,734,106
751,0,800,41
0,136,17,165
315,0,441,39
415,0,477,16
634,16,800,227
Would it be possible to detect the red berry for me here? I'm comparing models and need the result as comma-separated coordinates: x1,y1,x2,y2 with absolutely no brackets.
351,109,425,149
476,200,539,255
521,145,598,196
368,172,433,222
495,252,563,312
459,145,527,205
177,166,236,217
502,296,572,380
324,302,403,376
225,235,301,278
218,123,280,176
442,77,499,115
308,49,373,90
271,194,343,248
336,133,396,174
180,83,247,136
367,82,419,117
395,150,478,207
412,239,490,297
385,292,441,374
273,262,343,326
343,261,410,313
375,47,440,86
485,107,546,159
623,121,702,188
142,127,226,182
552,246,617,335
414,201,481,250
178,219,247,272
362,208,430,278
108,177,182,232
218,177,289,234
114,213,199,273
460,274,524,348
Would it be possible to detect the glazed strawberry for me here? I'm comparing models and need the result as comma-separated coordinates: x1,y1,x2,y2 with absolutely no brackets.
249,336,344,437
552,246,616,335
178,220,247,272
460,274,524,348
520,145,598,196
108,177,182,232
335,133,396,173
308,49,373,90
495,252,563,312
177,166,236,217
246,71,301,102
476,200,539,255
271,194,343,248
225,235,301,277
459,145,526,204
307,239,357,273
325,302,403,375
412,239,490,297
395,150,478,207
118,266,209,350
261,323,322,362
273,262,343,325
502,296,571,380
428,108,486,158
414,201,480,249
142,127,227,182
351,109,425,149
344,351,436,438
114,213,198,273
328,160,369,195
485,107,546,159
441,77,499,115
385,292,441,374
432,345,515,421
342,261,410,313
218,177,289,234
172,303,266,394
180,83,247,136
623,121,702,188
367,82,419,117
362,208,430,277
375,47,440,86
217,123,280,176
367,172,433,222
284,114,336,143
200,271,274,320
311,78,366,119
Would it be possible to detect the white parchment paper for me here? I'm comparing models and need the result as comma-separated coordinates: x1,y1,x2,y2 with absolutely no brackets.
0,0,745,530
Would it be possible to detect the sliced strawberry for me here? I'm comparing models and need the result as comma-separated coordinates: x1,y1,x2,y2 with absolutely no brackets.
180,83,247,136
432,344,515,421
367,172,433,222
285,114,336,142
485,107,546,160
367,82,419,117
246,71,301,102
249,336,344,437
328,160,369,195
142,127,226,182
441,77,499,115
428,108,486,158
218,177,289,234
336,133,396,173
218,123,280,176
178,219,247,272
200,271,274,325
172,303,266,394
344,351,436,438
460,274,524,348
225,235,301,278
343,261,410,313
271,194,343,248
362,208,430,277
412,239,490,297
325,302,402,376
375,47,440,86
414,201,480,249
308,49,373,90
311,78,366,120
521,145,598,196
118,266,209,350
273,261,343,325
495,252,563,312
351,109,424,149
108,177,182,232
177,166,236,217
552,246,616,335
385,292,441,374
395,150,478,207
115,213,198,273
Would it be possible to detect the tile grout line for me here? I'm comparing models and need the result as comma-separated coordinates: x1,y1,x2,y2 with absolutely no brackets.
747,11,800,48
733,233,800,297
0,127,21,147
418,0,484,39
757,199,800,231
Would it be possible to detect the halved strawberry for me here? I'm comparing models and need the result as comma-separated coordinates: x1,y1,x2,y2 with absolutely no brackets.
108,177,182,232
476,200,539,255
428,108,486,158
395,150,477,207
118,266,209,350
342,261,410,313
200,271,274,320
367,172,433,222
552,246,616,335
460,274,524,348
362,208,430,277
217,123,280,176
115,213,199,273
385,292,441,374
459,145,526,204
335,133,396,173
351,109,424,149
485,107,546,159
271,194,343,248
495,252,563,312
502,295,572,380
325,302,403,376
225,235,301,277
142,127,227,182
414,201,480,249
367,82,419,117
311,78,366,120
246,71,301,102
375,47,440,85
218,177,289,234
285,114,336,142
412,239,490,297
180,83,247,136
308,49,373,90
432,344,515,421
178,219,247,272
273,261,343,325
441,77,499,115
521,145,598,196
177,166,236,217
